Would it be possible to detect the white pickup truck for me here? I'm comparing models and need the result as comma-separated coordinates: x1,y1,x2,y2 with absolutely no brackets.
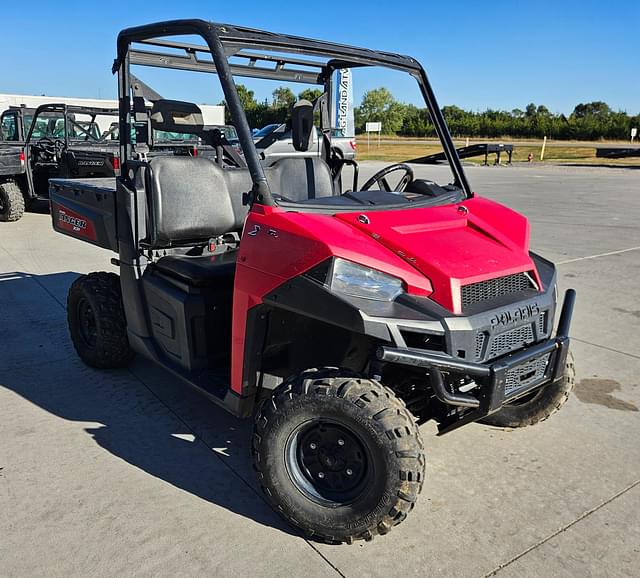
253,124,356,162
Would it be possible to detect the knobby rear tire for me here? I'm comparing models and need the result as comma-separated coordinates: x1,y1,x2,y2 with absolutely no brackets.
67,272,135,369
0,181,25,222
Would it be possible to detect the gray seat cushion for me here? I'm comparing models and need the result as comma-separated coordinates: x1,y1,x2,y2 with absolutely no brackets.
155,251,237,286
146,155,335,248
225,157,335,203
148,156,244,247
265,157,334,201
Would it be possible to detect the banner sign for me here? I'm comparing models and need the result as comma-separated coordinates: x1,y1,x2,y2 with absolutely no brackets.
334,68,355,137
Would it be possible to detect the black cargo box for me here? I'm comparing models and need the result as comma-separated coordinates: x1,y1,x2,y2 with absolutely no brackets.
49,178,118,251
0,146,24,176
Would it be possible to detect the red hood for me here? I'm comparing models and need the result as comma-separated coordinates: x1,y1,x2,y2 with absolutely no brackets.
335,196,538,313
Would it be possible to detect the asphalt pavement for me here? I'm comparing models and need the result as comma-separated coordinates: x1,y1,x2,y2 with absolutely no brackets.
1,162,638,577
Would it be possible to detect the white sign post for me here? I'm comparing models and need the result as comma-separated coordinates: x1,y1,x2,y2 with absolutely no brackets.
631,127,637,143
365,121,382,151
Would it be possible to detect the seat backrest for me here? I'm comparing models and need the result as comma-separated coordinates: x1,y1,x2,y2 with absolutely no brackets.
265,156,334,201
148,156,243,247
145,155,335,247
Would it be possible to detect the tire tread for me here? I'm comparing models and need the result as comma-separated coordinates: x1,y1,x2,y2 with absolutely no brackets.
481,351,575,428
252,367,425,544
67,272,135,368
0,181,25,222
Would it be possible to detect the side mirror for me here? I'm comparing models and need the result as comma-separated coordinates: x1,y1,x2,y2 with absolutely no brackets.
150,99,204,134
291,100,313,152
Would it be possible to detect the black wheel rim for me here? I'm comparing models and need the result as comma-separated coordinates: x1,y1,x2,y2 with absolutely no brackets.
285,419,372,506
77,297,97,348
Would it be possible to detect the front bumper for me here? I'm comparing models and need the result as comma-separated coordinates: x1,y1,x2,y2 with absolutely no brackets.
377,289,576,435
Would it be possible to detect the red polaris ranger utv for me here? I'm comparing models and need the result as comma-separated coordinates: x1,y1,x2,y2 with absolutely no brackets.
50,20,576,543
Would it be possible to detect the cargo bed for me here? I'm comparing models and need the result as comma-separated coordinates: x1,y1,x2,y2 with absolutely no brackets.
0,146,24,177
49,177,118,251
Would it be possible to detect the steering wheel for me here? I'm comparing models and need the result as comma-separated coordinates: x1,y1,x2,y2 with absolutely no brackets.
36,137,65,156
360,163,414,192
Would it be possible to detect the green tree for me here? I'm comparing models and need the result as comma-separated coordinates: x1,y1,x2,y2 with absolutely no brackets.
219,84,258,123
272,87,296,109
355,88,406,134
298,88,323,102
400,105,434,137
236,84,258,110
231,83,636,140
525,103,537,118
572,101,611,119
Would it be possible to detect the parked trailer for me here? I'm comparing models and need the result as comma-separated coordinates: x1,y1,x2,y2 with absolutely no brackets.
596,147,640,159
411,143,514,165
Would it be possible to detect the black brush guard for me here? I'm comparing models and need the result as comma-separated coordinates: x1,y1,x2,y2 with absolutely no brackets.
377,289,576,435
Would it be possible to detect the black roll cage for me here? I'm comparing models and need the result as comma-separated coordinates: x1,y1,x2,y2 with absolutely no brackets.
113,19,472,206
1,106,34,141
24,103,119,145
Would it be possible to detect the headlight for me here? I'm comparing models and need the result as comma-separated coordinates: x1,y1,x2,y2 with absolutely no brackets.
329,258,404,301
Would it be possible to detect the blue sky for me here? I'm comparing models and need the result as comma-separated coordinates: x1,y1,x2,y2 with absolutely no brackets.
1,0,638,114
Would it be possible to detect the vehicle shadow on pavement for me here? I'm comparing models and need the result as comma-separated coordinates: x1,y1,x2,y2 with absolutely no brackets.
0,271,298,538
26,199,51,213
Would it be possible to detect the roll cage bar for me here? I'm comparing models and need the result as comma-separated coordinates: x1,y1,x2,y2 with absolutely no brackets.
113,19,472,206
25,103,119,144
1,106,35,141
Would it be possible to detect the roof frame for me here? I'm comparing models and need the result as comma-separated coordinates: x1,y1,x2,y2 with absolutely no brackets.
130,40,328,84
113,19,471,205
127,28,422,85
31,103,119,116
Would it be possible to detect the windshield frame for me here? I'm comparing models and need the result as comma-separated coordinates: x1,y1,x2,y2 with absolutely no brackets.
114,19,472,207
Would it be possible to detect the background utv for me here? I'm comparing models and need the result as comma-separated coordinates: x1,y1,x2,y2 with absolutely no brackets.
49,19,576,543
0,104,120,221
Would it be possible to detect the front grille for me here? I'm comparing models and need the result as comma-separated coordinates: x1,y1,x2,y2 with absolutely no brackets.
461,273,535,310
504,354,551,396
475,332,486,359
537,311,547,338
488,324,535,359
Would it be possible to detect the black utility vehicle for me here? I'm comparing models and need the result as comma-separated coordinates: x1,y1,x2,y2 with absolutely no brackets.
102,119,241,158
0,104,120,221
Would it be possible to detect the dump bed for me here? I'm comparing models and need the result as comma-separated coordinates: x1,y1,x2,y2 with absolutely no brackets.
49,177,118,251
0,145,24,177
